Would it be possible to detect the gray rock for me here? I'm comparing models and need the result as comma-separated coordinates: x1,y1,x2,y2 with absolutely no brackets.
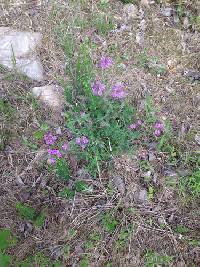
183,69,200,82
138,189,148,202
195,133,200,145
32,85,64,112
112,176,125,195
0,27,43,81
161,7,173,17
148,152,156,162
124,4,138,20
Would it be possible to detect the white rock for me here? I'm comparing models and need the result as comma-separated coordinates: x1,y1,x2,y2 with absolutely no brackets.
124,4,138,20
138,189,148,202
0,27,43,81
195,133,200,145
32,85,64,111
161,7,173,17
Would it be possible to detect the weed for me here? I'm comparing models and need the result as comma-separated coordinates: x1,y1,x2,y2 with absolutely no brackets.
175,225,190,234
34,210,46,228
144,250,173,267
15,202,37,221
148,186,154,200
102,212,118,233
179,169,200,199
56,158,71,181
85,232,101,251
80,256,89,267
0,229,17,250
0,253,11,267
115,226,132,250
21,136,38,150
58,187,75,199
75,181,92,193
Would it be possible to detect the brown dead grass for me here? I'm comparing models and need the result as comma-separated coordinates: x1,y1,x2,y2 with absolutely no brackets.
0,0,200,266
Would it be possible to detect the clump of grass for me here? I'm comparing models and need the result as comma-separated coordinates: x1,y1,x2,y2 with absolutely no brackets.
179,169,200,200
144,250,174,267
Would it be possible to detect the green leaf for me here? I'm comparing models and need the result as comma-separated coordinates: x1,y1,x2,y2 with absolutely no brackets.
58,188,75,199
0,253,11,267
0,229,17,250
33,130,44,140
74,181,91,193
16,202,37,221
34,210,46,228
56,159,71,181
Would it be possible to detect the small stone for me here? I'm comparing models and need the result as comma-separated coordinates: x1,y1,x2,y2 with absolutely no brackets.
0,27,43,81
148,152,156,162
112,176,125,195
19,222,33,237
158,217,166,225
124,4,138,20
161,7,173,17
32,85,64,112
138,189,148,202
177,168,192,177
195,133,200,145
183,69,200,82
141,0,150,8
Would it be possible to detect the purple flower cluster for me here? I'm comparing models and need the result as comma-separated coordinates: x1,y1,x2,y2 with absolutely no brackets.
91,81,106,96
44,132,57,145
129,120,143,130
76,136,89,149
154,122,164,137
48,149,62,158
99,56,113,69
111,83,127,99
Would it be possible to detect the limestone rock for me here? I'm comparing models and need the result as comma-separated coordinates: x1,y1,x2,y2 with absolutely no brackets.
124,4,138,20
32,85,64,112
0,27,43,81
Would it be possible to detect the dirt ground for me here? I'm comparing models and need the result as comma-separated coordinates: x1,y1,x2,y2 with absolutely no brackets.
0,1,200,266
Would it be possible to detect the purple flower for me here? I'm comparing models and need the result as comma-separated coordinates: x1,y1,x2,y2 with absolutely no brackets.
44,132,57,145
47,157,56,165
48,149,62,158
111,83,127,99
99,56,113,69
76,136,89,149
154,122,164,131
91,81,106,96
62,143,69,151
129,123,137,130
136,120,143,126
80,111,86,117
154,129,161,137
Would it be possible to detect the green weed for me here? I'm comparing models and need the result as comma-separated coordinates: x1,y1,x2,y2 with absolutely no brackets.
85,232,101,251
75,181,92,193
58,187,75,199
102,212,118,233
144,250,173,267
80,256,89,267
56,158,71,181
179,169,200,199
115,226,133,250
15,202,37,221
0,229,17,250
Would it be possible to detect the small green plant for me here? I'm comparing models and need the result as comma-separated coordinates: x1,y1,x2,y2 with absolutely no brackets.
0,229,17,267
34,210,46,228
15,202,37,221
148,186,154,200
85,232,101,251
179,169,200,199
75,181,92,193
175,225,190,234
144,250,173,267
0,229,17,250
115,227,132,250
16,202,46,227
58,188,75,199
102,212,118,233
80,256,89,267
56,158,71,181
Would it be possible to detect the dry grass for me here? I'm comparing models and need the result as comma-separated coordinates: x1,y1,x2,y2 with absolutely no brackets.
0,0,200,266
